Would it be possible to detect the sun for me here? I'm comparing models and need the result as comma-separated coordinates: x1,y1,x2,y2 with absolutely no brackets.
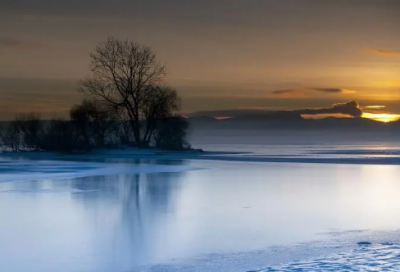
362,112,400,123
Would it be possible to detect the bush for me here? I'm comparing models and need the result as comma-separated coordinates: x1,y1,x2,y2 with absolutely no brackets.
70,99,118,148
15,113,43,150
154,116,190,150
0,121,22,152
41,120,89,153
0,105,192,153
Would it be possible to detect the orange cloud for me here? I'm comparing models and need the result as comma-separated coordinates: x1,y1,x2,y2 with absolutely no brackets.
363,105,386,110
272,88,357,97
301,113,353,119
366,47,400,57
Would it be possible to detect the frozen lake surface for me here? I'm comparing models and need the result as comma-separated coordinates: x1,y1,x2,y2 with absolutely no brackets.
2,146,400,271
257,243,400,272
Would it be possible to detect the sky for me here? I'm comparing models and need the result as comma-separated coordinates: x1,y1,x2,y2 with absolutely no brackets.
1,0,400,120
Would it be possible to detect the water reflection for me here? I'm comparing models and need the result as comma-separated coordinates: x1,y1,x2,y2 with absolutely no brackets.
2,161,400,272
72,172,187,268
0,167,187,272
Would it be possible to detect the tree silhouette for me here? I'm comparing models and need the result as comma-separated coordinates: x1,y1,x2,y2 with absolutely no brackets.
70,99,118,148
78,37,181,147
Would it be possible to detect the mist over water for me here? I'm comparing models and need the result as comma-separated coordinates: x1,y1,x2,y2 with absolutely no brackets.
189,128,400,152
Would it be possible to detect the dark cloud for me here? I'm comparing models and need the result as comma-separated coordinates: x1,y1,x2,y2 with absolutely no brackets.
189,101,364,118
0,37,42,50
2,0,399,32
272,88,356,96
297,101,362,118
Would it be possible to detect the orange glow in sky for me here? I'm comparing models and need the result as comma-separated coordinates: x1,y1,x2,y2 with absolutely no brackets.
362,112,400,123
1,1,400,118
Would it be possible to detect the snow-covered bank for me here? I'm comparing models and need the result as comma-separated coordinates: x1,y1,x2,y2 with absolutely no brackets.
257,243,400,272
131,229,400,272
0,147,207,160
3,146,400,165
0,160,200,183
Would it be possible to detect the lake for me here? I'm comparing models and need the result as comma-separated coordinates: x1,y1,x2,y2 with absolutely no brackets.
1,158,400,272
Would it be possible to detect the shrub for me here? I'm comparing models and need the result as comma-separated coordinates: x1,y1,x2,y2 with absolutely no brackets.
154,116,190,150
15,113,43,150
70,99,118,148
0,121,22,152
41,120,88,153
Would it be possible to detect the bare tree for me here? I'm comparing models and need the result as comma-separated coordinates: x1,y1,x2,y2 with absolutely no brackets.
0,122,3,149
41,119,86,153
70,99,118,147
70,101,92,147
78,37,172,147
141,86,180,145
0,121,23,151
15,112,43,150
112,106,134,145
154,116,190,150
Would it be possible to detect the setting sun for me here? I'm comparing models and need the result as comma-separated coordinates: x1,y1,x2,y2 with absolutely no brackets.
362,112,400,123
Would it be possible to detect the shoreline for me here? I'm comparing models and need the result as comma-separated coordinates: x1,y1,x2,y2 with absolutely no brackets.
2,148,400,165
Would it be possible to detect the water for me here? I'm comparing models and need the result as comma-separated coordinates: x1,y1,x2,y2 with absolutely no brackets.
2,159,400,271
189,129,400,159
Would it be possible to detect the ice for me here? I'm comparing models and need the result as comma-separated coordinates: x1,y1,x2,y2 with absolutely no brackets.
0,160,200,183
2,160,400,271
3,142,400,271
256,243,400,272
128,235,400,272
3,144,400,166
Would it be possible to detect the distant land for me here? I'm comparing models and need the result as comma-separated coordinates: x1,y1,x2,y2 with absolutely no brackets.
187,109,400,147
188,109,400,131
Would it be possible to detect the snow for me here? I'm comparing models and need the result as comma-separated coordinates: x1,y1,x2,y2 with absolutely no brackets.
3,144,400,166
128,232,400,272
256,243,400,272
2,143,400,271
0,160,200,183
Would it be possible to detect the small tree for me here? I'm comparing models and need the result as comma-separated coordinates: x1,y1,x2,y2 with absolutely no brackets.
0,122,3,149
15,112,43,150
70,102,92,147
70,99,117,148
78,37,183,147
154,116,190,150
41,120,86,153
112,106,135,145
0,121,23,151
141,86,180,145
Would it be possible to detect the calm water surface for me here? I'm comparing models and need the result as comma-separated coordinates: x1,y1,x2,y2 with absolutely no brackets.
1,160,400,272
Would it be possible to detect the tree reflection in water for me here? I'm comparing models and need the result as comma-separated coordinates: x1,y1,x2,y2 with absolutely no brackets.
69,160,188,268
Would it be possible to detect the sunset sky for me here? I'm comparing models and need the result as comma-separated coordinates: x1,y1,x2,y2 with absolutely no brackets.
1,0,399,120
